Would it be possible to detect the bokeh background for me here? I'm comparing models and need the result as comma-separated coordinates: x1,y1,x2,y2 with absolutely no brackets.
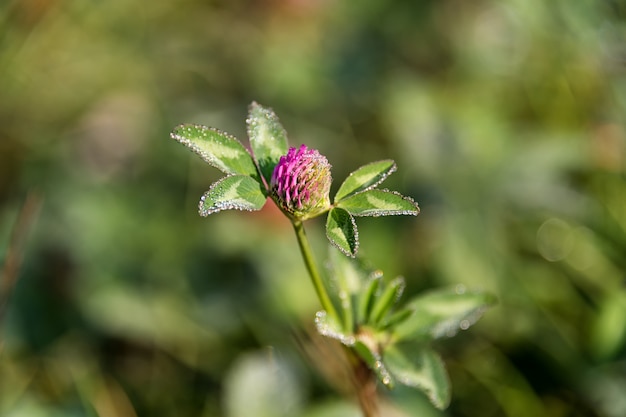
1,0,625,416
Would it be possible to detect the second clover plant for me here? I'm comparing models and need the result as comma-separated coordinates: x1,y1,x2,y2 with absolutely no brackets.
170,102,495,416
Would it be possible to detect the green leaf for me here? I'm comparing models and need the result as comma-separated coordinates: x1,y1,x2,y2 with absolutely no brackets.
326,248,359,333
334,160,397,202
247,102,289,185
314,310,355,346
380,308,413,330
325,208,359,257
357,274,381,326
336,190,419,217
369,277,405,326
171,124,259,179
384,344,450,409
393,287,497,343
352,340,394,389
328,246,368,295
199,175,267,216
327,248,383,333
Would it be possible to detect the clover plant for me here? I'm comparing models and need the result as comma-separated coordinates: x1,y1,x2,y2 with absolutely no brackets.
171,102,496,416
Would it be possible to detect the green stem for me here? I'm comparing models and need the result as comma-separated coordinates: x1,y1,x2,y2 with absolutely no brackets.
292,220,339,322
292,220,379,417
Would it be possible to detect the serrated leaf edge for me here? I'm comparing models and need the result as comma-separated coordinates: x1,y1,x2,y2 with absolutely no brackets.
334,159,397,203
338,189,420,217
325,208,360,258
171,124,258,177
245,102,289,185
386,348,451,409
198,175,266,217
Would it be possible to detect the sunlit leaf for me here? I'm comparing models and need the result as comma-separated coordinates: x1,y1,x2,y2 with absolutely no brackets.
335,159,396,202
393,287,497,343
198,175,267,216
336,190,419,217
247,102,289,185
335,160,397,202
325,208,359,257
384,344,450,409
171,124,259,178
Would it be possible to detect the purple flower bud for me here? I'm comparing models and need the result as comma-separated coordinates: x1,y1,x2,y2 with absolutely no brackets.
270,145,332,219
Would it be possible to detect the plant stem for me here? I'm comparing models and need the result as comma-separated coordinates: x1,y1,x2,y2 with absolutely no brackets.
292,220,379,417
292,220,339,324
353,353,380,417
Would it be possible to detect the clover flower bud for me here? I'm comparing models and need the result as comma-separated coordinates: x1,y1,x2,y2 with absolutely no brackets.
270,144,332,220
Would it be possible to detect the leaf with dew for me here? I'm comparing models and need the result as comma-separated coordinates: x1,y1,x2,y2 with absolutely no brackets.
199,175,267,216
171,124,259,179
336,190,419,217
392,287,497,343
314,310,355,346
335,160,397,202
369,277,405,326
384,344,451,409
247,102,289,186
325,208,359,257
357,274,382,326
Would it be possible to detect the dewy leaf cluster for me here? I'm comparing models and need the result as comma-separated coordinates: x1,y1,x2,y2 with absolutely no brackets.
170,102,496,412
318,251,497,409
170,102,418,257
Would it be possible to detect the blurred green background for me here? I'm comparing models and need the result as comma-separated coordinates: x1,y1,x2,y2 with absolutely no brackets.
1,0,625,416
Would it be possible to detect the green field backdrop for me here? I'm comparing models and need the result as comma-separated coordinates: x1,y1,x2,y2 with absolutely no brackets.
1,1,625,416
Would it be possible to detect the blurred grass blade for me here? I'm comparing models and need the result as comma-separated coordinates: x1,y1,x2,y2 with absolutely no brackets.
0,192,42,329
198,175,267,216
336,190,419,217
326,208,359,257
224,351,304,417
334,160,396,202
171,124,260,178
247,102,289,186
384,344,450,409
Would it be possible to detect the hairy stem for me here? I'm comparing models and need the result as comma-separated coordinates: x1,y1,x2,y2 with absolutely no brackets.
292,220,338,322
292,220,379,417
347,348,380,417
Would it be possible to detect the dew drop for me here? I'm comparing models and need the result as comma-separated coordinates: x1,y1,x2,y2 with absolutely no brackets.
460,319,470,330
371,270,384,280
382,376,392,386
444,323,459,337
343,336,356,346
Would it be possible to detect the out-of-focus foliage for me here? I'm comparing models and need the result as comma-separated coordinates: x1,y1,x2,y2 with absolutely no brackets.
0,0,625,416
